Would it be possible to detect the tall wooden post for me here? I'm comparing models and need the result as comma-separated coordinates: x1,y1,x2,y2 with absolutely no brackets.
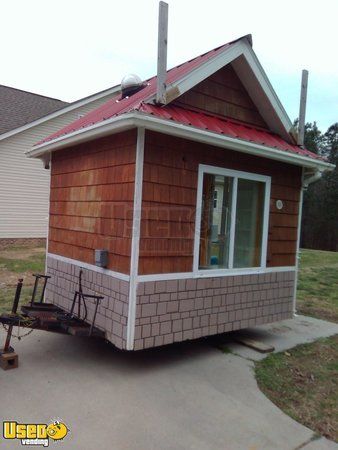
156,1,168,104
297,69,309,147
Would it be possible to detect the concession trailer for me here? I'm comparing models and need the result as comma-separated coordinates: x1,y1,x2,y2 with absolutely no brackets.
1,4,333,365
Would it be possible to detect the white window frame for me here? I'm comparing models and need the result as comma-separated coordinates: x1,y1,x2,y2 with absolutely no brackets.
193,164,271,277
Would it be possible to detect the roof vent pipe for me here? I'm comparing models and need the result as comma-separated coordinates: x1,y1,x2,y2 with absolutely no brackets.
297,69,309,147
121,74,144,98
156,1,169,104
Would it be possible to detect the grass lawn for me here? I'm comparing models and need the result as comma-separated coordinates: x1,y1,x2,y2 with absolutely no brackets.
256,248,338,443
297,249,338,323
255,336,338,442
0,244,45,314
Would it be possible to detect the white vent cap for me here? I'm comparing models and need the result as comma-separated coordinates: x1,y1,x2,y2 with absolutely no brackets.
121,73,143,90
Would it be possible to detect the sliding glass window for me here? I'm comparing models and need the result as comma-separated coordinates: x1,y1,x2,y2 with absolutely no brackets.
197,165,270,271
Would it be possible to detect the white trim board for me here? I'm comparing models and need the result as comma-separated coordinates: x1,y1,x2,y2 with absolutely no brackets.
293,167,305,315
0,84,120,143
47,251,295,283
126,127,145,350
137,266,296,282
44,160,52,275
47,252,130,282
27,112,334,172
231,42,293,141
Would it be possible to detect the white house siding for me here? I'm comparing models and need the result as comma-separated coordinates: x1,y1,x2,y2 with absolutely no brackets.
0,94,117,238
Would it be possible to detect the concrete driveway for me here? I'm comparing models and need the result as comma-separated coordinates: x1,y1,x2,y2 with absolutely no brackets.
1,315,337,450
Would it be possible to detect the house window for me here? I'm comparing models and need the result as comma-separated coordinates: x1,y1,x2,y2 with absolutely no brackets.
213,190,218,208
195,165,271,271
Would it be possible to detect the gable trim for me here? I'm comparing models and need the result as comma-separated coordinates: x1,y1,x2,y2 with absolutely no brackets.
162,41,246,104
148,38,293,143
232,40,293,140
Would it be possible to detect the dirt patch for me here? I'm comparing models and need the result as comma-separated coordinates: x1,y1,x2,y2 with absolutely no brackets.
0,246,46,287
298,303,338,324
0,238,46,251
0,246,45,261
0,270,38,288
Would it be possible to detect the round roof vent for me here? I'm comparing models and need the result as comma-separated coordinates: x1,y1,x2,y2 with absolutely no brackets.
121,74,144,98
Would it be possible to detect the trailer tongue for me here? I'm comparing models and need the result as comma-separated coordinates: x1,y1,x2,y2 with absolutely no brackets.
0,274,105,370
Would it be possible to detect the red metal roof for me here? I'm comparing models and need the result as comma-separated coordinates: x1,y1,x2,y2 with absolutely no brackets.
36,37,324,163
137,103,323,160
37,41,233,146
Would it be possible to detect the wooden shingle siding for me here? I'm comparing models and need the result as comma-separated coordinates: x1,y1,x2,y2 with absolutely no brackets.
173,64,267,129
139,131,301,274
49,130,136,274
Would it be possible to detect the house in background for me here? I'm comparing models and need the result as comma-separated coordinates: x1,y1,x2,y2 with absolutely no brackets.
0,84,120,240
27,35,334,351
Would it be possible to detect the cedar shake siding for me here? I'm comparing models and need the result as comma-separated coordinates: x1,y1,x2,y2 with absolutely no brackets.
139,131,301,274
49,130,137,274
47,128,301,276
45,128,299,350
173,64,268,129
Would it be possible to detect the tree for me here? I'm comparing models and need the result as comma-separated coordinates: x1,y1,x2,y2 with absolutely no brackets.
301,122,338,251
323,123,338,163
293,120,323,153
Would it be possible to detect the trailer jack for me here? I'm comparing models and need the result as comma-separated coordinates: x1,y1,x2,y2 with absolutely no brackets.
0,279,22,369
0,273,105,370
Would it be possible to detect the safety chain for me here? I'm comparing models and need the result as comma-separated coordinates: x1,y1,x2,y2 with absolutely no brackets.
1,322,35,340
1,314,36,340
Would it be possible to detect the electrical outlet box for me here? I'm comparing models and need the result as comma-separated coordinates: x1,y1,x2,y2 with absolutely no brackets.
95,249,108,268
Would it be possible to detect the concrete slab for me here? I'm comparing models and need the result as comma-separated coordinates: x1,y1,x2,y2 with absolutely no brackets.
223,315,338,361
0,314,337,450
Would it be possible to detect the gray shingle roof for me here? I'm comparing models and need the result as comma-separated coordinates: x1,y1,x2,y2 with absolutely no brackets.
0,84,68,135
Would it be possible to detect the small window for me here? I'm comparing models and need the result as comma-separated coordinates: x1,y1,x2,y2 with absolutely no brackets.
213,190,218,209
196,165,270,271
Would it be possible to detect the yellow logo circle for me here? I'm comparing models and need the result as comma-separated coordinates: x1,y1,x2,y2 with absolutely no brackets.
46,421,69,441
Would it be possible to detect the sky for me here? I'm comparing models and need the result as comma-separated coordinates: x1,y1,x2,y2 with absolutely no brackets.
1,0,337,131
